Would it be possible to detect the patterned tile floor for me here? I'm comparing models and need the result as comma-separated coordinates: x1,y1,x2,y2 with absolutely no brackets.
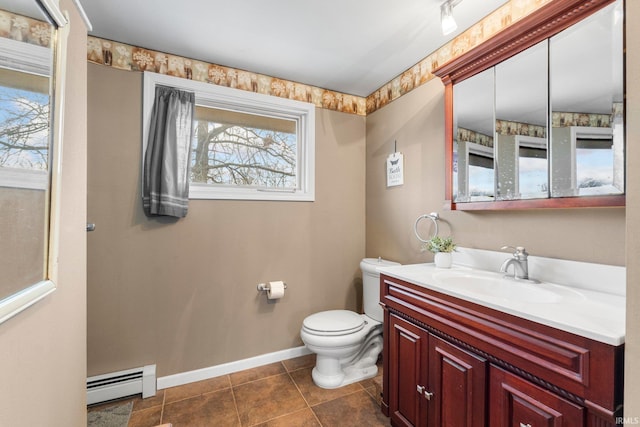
87,354,390,427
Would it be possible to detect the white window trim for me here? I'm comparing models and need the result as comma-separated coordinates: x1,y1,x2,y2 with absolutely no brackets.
514,134,547,199
142,72,315,201
0,37,52,77
0,168,48,190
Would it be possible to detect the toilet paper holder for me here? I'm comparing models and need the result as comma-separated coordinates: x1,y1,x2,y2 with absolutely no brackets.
257,282,288,292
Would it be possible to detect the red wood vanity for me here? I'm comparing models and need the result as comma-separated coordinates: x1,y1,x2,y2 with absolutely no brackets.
380,273,624,427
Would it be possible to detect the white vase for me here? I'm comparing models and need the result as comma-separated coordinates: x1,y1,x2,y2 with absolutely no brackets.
434,252,452,268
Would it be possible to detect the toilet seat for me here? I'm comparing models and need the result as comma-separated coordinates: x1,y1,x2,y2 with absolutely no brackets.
302,310,365,336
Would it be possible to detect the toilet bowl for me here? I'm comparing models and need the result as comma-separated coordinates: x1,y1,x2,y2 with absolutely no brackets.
300,258,400,389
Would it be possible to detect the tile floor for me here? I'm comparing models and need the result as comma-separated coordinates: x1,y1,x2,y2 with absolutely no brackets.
87,354,390,427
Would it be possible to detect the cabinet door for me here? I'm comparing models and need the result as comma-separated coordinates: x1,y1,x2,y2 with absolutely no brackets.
388,314,429,427
428,334,487,427
490,365,584,427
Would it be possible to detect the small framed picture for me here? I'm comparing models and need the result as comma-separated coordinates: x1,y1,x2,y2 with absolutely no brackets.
386,152,404,187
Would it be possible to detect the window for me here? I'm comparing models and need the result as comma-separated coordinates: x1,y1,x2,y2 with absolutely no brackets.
0,38,52,190
143,72,315,201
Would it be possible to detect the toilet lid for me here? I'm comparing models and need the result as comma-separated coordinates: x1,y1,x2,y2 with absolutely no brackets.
302,310,365,336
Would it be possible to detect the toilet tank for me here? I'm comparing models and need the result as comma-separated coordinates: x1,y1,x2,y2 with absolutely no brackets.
360,258,400,322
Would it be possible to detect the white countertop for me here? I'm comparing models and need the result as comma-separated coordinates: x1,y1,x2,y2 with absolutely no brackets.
379,263,625,346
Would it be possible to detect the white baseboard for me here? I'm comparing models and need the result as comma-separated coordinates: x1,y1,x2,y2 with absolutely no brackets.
156,345,312,390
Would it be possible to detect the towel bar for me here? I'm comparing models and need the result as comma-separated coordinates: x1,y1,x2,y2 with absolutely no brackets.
414,212,439,243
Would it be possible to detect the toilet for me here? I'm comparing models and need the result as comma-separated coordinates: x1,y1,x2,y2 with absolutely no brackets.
300,257,400,389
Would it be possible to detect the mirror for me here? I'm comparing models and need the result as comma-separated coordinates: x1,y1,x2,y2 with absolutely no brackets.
0,0,66,324
495,40,548,201
436,0,624,210
453,68,495,202
550,3,624,198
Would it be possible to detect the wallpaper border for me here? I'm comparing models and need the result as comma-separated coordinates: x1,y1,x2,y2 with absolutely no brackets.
6,1,553,116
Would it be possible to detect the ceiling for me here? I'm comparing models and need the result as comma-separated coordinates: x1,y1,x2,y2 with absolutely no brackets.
77,0,508,97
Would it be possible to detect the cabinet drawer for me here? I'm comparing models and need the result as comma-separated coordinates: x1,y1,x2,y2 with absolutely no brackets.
490,365,584,427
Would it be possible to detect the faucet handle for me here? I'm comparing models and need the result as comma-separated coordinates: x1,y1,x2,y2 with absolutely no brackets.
501,245,529,259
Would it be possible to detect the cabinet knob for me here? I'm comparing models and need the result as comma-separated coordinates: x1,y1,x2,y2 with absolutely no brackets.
519,423,532,427
423,390,434,400
417,385,425,394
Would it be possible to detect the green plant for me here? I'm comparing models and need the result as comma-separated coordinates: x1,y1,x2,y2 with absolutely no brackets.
423,236,457,253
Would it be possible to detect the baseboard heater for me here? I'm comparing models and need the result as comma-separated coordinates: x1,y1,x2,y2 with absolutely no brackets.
87,365,156,405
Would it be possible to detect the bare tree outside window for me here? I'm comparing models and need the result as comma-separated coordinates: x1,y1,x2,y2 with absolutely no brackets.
0,86,50,171
191,119,297,190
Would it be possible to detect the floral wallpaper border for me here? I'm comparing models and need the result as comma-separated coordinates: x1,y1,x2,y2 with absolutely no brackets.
86,36,366,115
0,9,52,47
458,128,494,148
552,112,611,128
457,108,619,149
84,0,556,116
365,0,553,114
496,120,547,138
552,102,623,128
3,1,556,116
87,37,369,115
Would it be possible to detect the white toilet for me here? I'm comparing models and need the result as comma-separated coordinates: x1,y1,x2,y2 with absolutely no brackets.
300,257,400,389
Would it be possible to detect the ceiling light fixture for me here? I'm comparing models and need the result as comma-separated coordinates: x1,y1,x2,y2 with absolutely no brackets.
441,0,462,36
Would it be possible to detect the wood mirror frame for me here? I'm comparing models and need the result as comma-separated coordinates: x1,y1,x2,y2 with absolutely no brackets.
433,0,625,210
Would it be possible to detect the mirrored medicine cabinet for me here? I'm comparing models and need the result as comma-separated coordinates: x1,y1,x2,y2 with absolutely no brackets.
434,0,624,210
0,0,67,324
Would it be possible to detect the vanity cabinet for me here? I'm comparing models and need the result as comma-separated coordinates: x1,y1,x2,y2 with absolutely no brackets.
380,274,624,427
388,314,486,427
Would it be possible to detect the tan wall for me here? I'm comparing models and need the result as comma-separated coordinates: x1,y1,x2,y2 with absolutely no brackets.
366,77,625,267
0,188,46,295
0,0,87,425
625,0,640,419
86,63,366,377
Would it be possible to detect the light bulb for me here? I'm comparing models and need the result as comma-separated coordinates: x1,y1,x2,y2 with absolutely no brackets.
441,2,457,35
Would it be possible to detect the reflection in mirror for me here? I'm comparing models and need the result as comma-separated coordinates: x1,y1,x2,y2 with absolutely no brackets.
495,40,548,200
453,68,494,202
0,0,59,322
550,0,624,198
438,0,624,210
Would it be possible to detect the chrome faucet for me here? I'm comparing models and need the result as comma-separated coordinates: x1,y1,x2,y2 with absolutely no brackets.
500,246,530,280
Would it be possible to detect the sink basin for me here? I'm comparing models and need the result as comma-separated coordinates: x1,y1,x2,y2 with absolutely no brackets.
377,262,625,345
432,270,585,304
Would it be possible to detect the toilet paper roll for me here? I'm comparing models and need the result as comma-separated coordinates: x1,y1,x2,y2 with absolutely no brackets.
267,281,285,300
